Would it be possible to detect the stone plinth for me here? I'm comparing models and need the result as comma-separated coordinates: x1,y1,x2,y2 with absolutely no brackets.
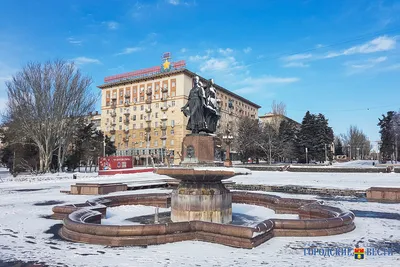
171,181,232,223
70,183,127,195
181,134,222,166
366,187,400,202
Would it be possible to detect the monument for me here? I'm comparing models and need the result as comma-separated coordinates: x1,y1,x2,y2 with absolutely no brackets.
180,76,222,166
156,75,234,223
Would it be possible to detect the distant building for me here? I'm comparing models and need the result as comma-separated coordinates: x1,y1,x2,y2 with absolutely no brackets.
87,111,101,131
259,113,300,130
97,53,261,165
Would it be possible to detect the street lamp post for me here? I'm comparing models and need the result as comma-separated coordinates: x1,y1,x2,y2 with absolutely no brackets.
222,128,234,167
348,144,351,160
356,147,360,160
305,147,308,164
394,133,398,164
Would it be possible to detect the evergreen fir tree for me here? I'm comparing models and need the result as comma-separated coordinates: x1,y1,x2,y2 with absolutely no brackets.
335,138,344,155
378,111,395,161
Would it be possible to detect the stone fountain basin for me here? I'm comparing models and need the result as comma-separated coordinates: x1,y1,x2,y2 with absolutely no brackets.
155,167,251,182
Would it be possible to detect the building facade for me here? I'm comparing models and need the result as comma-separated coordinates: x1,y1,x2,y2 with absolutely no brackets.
97,57,260,165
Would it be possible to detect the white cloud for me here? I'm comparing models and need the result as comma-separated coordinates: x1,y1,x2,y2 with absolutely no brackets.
283,62,309,68
282,53,312,61
199,56,241,72
71,57,101,65
368,56,387,63
67,37,82,45
234,76,299,95
188,55,209,61
180,48,187,53
218,48,234,56
116,47,142,55
315,44,324,48
325,36,396,58
243,47,252,53
167,0,180,5
105,21,119,30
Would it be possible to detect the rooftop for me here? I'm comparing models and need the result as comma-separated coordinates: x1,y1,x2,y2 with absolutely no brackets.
97,68,261,109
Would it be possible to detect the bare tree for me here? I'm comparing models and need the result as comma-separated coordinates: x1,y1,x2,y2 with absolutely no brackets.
5,60,97,173
271,100,287,116
341,125,371,160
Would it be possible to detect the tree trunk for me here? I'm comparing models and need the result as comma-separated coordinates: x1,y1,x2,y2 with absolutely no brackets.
58,146,62,172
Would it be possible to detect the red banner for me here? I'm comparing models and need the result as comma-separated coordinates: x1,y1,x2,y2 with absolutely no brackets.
99,156,133,170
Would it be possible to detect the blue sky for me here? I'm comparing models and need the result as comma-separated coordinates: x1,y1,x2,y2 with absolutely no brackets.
1,0,400,145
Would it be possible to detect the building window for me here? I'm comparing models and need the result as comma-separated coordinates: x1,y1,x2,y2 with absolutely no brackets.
106,92,110,98
133,105,137,111
140,114,143,120
119,125,122,130
172,81,176,87
133,124,136,129
119,117,122,122
140,123,143,129
133,115,136,120
155,112,158,118
171,120,175,127
141,105,144,111
156,84,160,91
171,101,175,106
155,122,158,127
133,97,137,103
140,96,144,102
119,99,123,104
170,140,174,145
155,94,159,100
171,129,174,135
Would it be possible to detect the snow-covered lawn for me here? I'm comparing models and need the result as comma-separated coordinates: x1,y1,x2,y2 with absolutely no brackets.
0,170,399,266
230,171,400,190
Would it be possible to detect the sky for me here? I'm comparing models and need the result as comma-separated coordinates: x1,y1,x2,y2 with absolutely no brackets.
1,0,400,146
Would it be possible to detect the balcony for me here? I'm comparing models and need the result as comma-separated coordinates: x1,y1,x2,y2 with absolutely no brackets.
161,116,168,121
146,98,152,104
111,103,117,109
124,102,130,107
160,135,167,140
111,121,116,126
111,95,117,100
146,89,152,95
125,94,131,98
145,107,152,113
162,86,168,93
110,129,116,135
111,112,116,117
145,117,152,123
161,106,168,111
123,137,129,142
160,124,167,130
145,126,151,132
124,129,129,134
124,119,130,124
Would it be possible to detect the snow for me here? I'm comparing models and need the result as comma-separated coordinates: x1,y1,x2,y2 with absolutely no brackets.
230,171,400,190
0,170,399,266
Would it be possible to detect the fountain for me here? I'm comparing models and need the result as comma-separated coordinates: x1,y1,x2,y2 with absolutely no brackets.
53,76,355,249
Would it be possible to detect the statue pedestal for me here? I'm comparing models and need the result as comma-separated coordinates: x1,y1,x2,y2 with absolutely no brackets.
181,134,222,166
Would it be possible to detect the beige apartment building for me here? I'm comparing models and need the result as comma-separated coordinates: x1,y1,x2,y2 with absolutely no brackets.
97,59,260,165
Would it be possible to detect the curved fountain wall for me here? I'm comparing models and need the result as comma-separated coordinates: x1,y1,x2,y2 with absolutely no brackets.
53,192,355,249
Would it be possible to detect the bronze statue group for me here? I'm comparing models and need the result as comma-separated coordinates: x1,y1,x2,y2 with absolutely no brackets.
181,76,221,134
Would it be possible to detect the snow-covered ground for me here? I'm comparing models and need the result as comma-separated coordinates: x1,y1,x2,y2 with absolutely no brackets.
230,171,400,190
0,170,399,266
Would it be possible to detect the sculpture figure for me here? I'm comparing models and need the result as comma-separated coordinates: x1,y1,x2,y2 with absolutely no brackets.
204,79,220,133
181,76,221,134
181,76,207,134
